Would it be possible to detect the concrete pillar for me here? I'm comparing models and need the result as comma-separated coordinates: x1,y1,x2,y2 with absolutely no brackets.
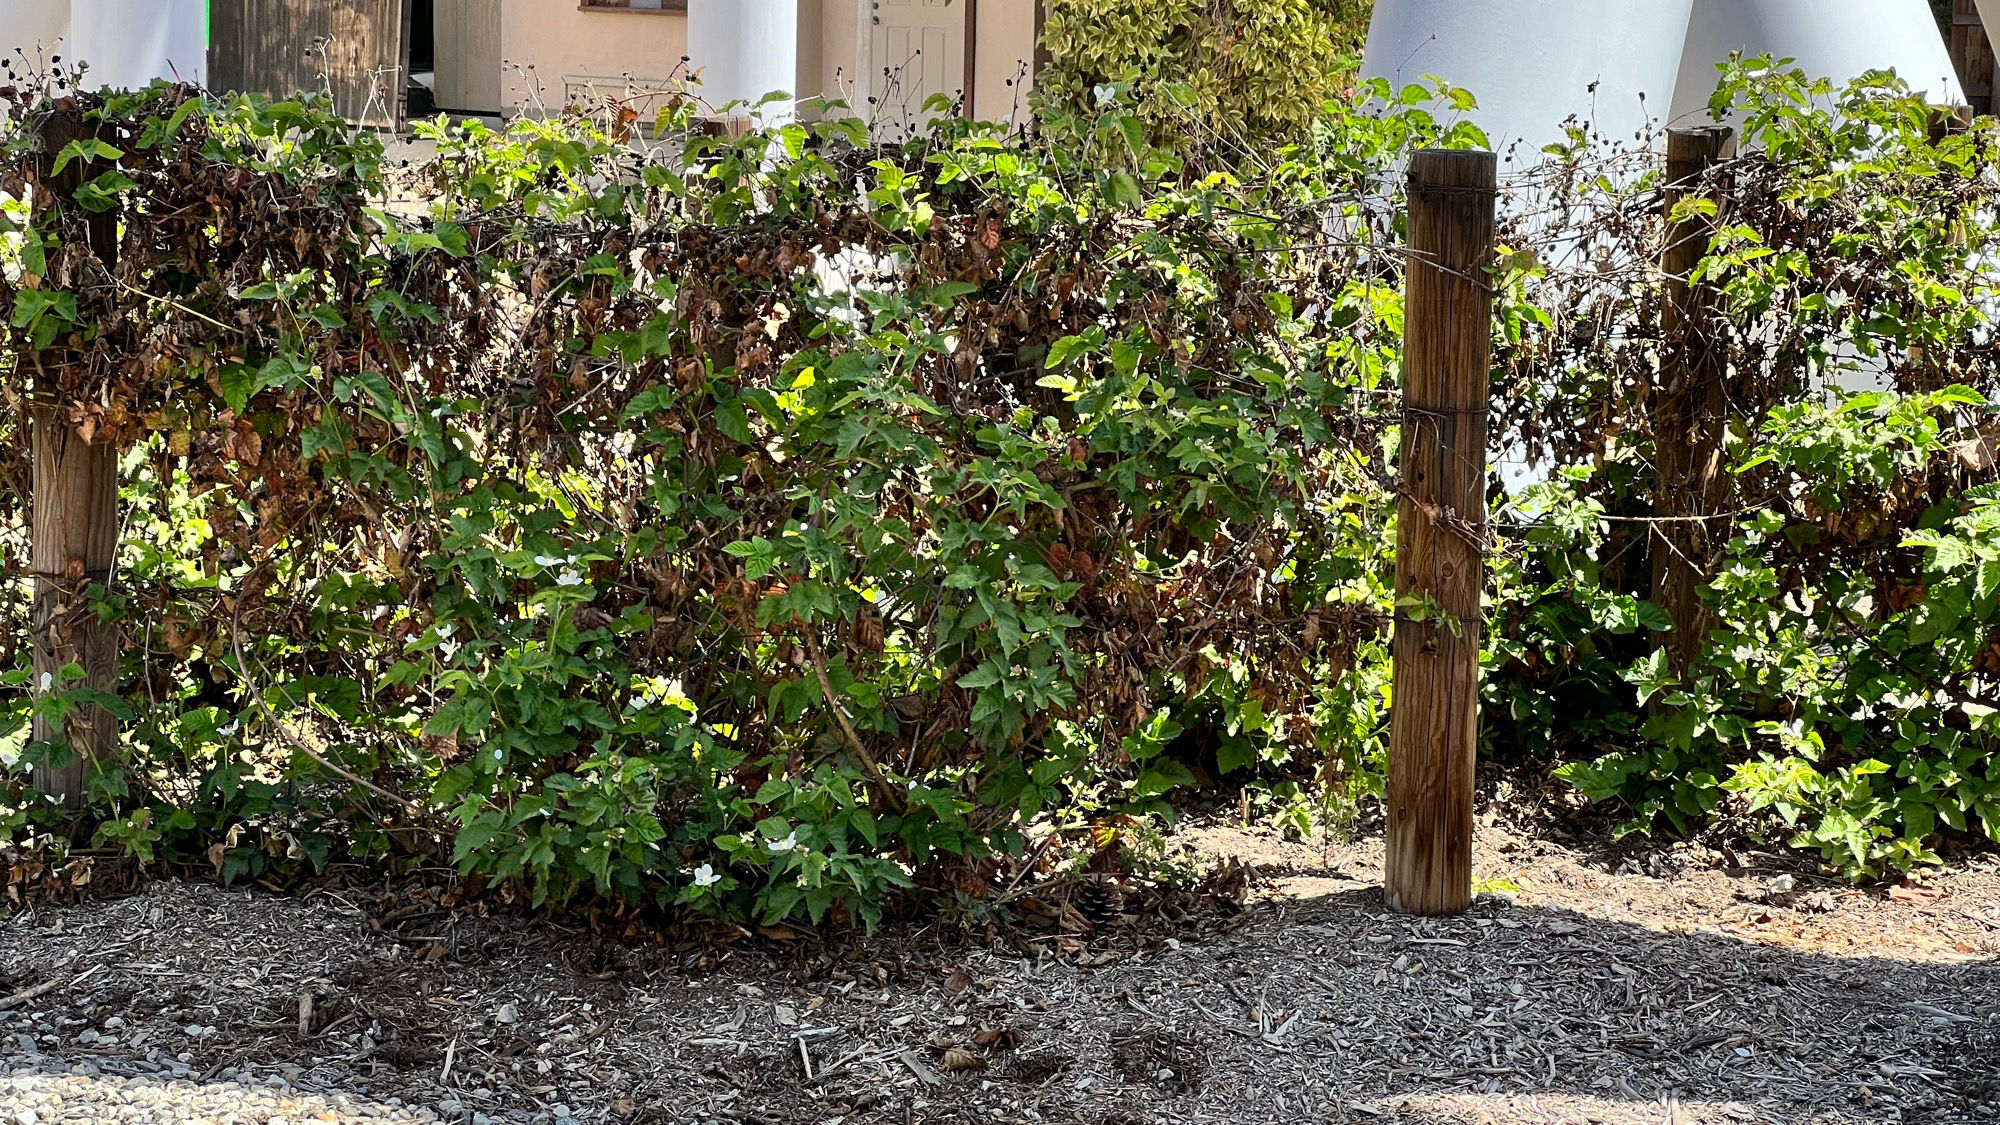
70,0,207,89
1672,0,1962,125
688,0,801,125
1361,0,1696,166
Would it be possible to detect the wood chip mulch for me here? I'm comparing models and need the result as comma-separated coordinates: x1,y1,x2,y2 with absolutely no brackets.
1,825,1996,1125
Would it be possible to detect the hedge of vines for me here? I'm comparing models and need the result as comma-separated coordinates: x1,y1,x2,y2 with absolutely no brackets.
1491,70,2000,876
3,63,2000,926
0,79,1489,924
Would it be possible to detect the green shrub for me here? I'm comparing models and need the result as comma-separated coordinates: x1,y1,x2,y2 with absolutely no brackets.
1492,64,2000,877
0,80,1478,924
8,60,2000,918
1037,0,1374,152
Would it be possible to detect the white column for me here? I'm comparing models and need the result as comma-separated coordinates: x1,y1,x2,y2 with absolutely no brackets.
1361,0,1696,166
69,0,207,89
688,0,801,126
1672,0,1962,125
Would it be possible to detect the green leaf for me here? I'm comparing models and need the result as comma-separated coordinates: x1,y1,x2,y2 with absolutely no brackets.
957,663,1004,691
1102,171,1142,208
714,401,754,444
1133,760,1196,799
50,137,124,178
925,280,980,306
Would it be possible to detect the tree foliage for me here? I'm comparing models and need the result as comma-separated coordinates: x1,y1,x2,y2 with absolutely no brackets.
1036,0,1375,152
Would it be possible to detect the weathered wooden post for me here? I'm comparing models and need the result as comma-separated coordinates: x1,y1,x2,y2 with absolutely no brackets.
1927,103,1976,144
1384,149,1497,917
1650,125,1735,673
28,111,122,809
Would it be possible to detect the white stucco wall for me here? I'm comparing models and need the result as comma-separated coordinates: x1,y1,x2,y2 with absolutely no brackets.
972,0,1036,122
498,0,689,115
492,0,1030,124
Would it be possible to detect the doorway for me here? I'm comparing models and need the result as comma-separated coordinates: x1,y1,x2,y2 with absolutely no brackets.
862,0,969,136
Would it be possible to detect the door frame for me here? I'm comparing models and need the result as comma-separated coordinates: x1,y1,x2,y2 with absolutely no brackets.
853,0,976,123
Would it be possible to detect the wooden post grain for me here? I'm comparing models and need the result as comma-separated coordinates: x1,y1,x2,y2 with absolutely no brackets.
1650,126,1735,673
1384,149,1496,917
28,112,121,809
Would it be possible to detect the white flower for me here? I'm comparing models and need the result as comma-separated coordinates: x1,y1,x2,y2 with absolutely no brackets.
534,554,560,568
557,568,585,587
38,672,52,692
437,622,455,639
438,640,461,660
692,864,721,888
1093,83,1118,106
767,830,798,854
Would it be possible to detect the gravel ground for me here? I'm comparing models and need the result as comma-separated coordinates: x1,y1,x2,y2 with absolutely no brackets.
1,825,1997,1125
0,1066,437,1124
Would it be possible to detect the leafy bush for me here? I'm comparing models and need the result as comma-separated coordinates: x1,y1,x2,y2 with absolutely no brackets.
1491,64,2000,877
0,78,1482,923
7,58,2000,921
1037,0,1374,152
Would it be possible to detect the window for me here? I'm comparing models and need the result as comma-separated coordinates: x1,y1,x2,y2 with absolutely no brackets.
579,0,687,11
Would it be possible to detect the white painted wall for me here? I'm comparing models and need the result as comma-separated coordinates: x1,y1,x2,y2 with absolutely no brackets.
972,0,1036,122
1361,1,1696,166
1671,0,1961,125
498,0,688,115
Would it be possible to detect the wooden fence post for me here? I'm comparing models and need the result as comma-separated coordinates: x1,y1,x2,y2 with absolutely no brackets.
1650,125,1735,673
28,111,122,810
1384,149,1497,917
1927,104,1975,144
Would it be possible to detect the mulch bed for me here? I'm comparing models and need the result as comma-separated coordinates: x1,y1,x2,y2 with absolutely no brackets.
1,825,1996,1125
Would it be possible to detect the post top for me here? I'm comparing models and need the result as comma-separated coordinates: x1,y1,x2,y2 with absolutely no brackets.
1408,149,1498,193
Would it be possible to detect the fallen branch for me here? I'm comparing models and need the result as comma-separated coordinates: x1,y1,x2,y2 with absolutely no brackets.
0,978,61,1011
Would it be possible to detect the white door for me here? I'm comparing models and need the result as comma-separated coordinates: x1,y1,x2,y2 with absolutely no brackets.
867,0,966,136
